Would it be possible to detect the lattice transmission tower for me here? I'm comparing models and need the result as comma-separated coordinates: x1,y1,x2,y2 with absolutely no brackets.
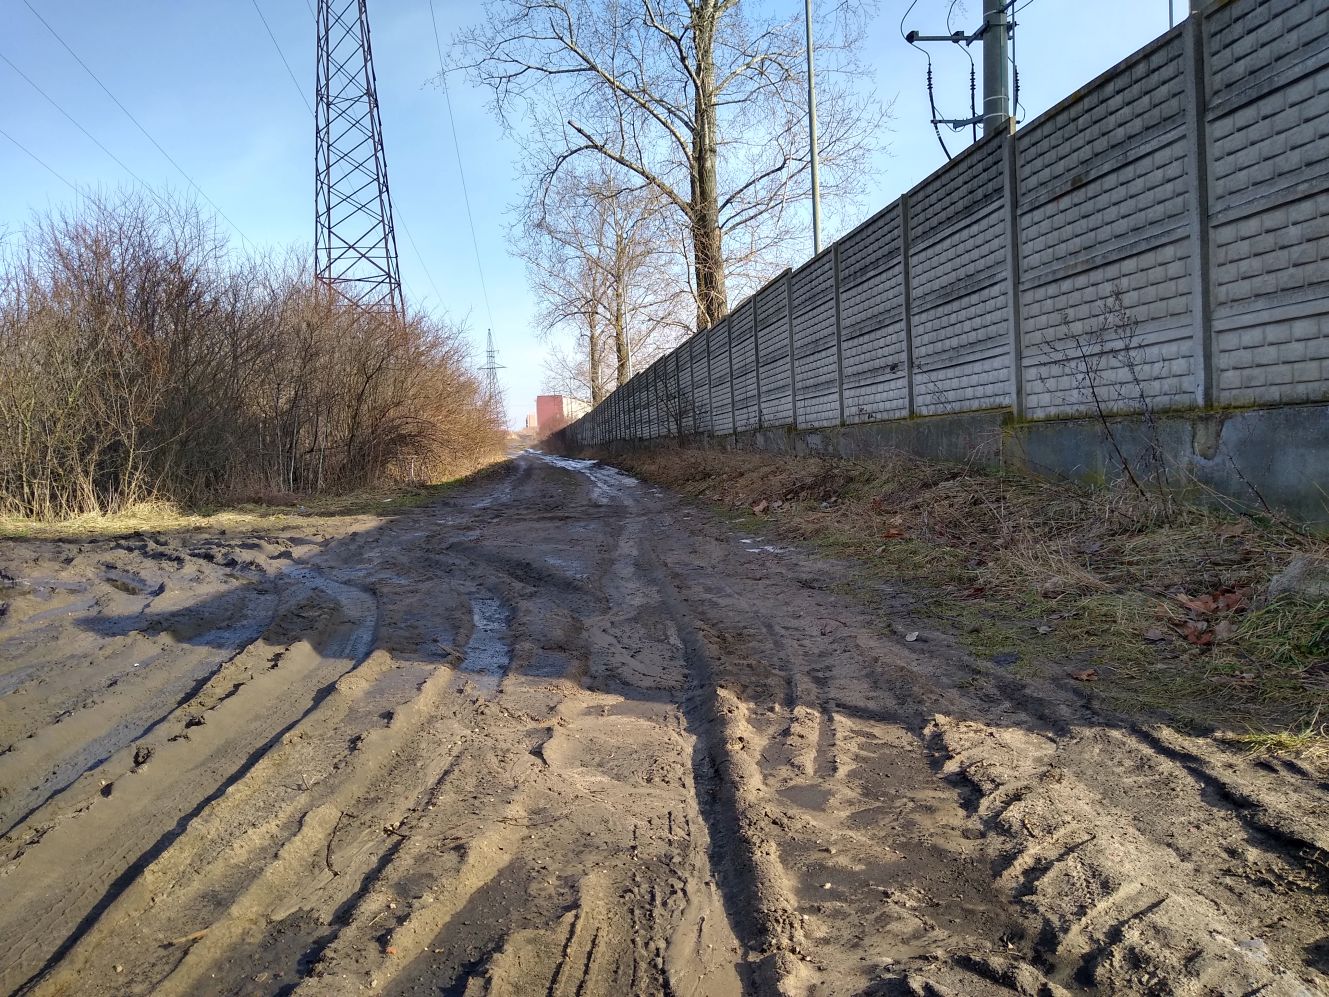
315,0,404,318
481,329,505,413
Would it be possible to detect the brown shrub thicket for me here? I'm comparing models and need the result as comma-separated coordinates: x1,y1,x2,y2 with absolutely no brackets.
0,193,504,520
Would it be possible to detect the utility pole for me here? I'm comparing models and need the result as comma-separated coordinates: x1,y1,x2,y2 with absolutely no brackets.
981,0,1011,136
905,0,1014,142
805,0,822,255
314,0,404,319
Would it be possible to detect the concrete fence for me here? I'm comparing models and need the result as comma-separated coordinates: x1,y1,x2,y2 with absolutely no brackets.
558,0,1329,524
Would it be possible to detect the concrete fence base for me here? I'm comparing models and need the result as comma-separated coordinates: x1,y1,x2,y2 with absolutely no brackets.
582,401,1329,529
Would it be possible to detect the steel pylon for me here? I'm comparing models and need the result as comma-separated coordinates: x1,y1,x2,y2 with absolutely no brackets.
315,0,404,319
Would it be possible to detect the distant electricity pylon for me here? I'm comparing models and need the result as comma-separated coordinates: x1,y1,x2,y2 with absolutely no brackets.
315,0,404,319
481,329,504,412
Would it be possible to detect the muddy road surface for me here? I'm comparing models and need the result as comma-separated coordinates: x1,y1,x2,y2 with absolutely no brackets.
1,453,1326,996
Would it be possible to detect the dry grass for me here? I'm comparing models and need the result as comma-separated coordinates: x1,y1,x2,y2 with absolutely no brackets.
0,454,510,541
607,445,1329,768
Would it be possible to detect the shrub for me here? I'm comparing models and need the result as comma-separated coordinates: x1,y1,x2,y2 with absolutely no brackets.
0,192,503,519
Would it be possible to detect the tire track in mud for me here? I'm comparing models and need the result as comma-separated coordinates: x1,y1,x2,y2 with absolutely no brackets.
4,454,1328,997
4,561,382,996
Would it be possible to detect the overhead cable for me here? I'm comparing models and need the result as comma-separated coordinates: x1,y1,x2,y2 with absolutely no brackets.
20,0,253,248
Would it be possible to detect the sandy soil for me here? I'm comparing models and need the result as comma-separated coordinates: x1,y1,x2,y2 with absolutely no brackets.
0,453,1325,996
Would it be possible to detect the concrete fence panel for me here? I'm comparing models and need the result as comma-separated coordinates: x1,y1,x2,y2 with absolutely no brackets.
791,252,840,428
1017,29,1197,418
755,273,794,427
730,299,760,431
839,203,909,423
908,132,1012,417
1207,0,1329,406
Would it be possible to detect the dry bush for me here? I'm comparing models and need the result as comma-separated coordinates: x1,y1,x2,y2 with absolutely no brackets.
0,192,503,520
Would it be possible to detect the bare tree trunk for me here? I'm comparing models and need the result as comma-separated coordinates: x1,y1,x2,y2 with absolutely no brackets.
613,229,631,384
690,2,727,330
588,314,607,404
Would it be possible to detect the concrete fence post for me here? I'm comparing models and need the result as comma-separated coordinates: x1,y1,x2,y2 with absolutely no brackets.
900,192,917,418
1184,12,1216,408
832,242,847,426
786,270,799,429
1002,122,1026,419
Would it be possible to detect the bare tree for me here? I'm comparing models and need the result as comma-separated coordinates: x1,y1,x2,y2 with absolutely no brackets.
517,163,688,403
458,0,886,330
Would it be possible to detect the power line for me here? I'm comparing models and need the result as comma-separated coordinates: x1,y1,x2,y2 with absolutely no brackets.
20,0,253,248
250,0,314,115
0,124,80,194
427,0,495,337
0,48,160,196
399,218,445,308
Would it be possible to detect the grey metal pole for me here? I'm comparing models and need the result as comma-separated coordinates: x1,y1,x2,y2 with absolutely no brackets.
982,0,1010,136
805,0,822,254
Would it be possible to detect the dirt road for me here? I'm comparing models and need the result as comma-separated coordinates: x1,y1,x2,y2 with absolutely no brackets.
1,453,1326,996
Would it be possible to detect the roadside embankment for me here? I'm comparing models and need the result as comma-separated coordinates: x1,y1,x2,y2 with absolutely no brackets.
595,445,1329,769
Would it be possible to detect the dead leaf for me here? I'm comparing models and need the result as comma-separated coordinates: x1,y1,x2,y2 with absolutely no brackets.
1143,628,1168,643
1216,589,1250,613
1213,619,1234,641
1036,624,1052,635
904,631,920,642
1070,668,1100,682
1173,592,1217,615
1218,521,1248,538
1181,620,1213,646
751,500,769,515
881,528,905,540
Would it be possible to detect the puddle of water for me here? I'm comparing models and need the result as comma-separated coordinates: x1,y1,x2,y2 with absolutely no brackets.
458,595,512,694
529,452,639,505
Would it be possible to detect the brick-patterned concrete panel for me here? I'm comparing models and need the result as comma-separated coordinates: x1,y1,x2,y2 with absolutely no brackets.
910,132,1006,240
729,299,759,431
910,140,1011,416
1207,0,1329,405
756,278,793,426
791,254,839,428
1018,26,1195,418
708,321,734,434
642,364,657,439
839,205,908,421
685,334,710,434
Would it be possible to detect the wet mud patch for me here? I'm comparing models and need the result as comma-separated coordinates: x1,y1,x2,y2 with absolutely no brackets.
385,858,570,997
208,908,335,996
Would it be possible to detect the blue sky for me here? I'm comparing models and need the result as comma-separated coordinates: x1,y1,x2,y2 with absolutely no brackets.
2,1,1178,427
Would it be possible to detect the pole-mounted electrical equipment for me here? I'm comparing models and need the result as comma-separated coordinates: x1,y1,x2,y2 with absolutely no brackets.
904,0,1018,152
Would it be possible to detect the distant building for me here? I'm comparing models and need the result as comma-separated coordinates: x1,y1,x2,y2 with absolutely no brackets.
524,412,538,430
536,395,591,434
